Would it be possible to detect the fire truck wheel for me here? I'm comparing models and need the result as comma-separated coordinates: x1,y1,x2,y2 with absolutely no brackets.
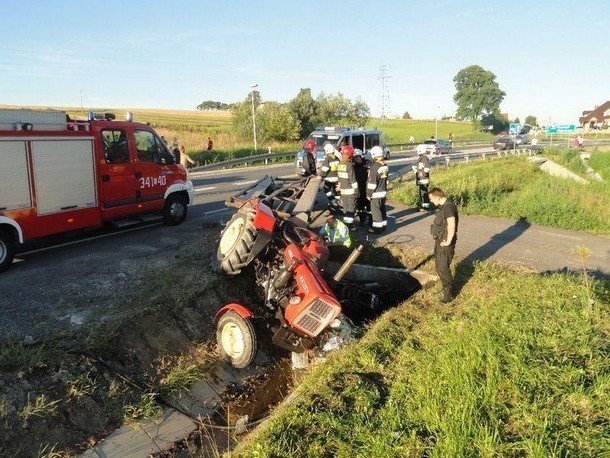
163,194,188,226
217,208,257,275
216,311,257,368
0,231,15,273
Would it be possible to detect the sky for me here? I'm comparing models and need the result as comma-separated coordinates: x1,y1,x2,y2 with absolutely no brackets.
1,0,608,124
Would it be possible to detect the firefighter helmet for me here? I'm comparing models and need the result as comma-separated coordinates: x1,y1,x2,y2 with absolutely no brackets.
416,144,427,155
341,145,354,157
324,143,336,155
353,148,363,157
370,146,384,159
304,140,316,152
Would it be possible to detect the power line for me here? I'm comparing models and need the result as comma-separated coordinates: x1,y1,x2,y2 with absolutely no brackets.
378,65,391,123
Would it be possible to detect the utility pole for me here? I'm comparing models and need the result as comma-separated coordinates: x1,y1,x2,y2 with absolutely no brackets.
378,65,391,124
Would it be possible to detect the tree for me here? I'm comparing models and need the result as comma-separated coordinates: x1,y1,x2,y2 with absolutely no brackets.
288,88,320,139
453,65,506,121
316,92,370,127
525,115,537,126
231,92,300,143
480,113,509,135
513,117,520,124
196,100,231,111
258,102,300,142
402,111,412,120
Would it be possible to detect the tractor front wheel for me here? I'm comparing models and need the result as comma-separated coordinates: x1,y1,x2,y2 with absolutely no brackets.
216,311,257,368
217,208,257,275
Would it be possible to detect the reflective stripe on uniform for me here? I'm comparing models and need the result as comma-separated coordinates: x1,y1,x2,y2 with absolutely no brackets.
341,188,355,195
418,179,430,184
320,166,330,172
337,172,349,178
343,216,354,223
326,191,333,197
371,191,387,198
325,177,338,182
372,220,386,228
367,183,377,189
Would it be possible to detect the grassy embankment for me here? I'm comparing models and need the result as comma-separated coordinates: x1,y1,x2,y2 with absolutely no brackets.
589,150,610,180
237,246,610,457
366,118,493,144
392,154,610,237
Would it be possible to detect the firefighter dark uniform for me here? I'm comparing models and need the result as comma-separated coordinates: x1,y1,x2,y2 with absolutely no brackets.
302,140,317,177
353,149,370,226
366,146,388,232
430,191,459,303
319,144,340,205
337,146,359,229
413,145,431,210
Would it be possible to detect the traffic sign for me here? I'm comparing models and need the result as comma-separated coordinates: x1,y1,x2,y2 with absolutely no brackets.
557,124,575,133
509,123,521,134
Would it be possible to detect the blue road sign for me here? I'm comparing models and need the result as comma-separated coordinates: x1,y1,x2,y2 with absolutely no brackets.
509,123,521,134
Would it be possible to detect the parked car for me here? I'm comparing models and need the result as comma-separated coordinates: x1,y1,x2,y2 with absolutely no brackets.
422,139,452,155
295,127,390,176
493,137,516,150
514,134,530,145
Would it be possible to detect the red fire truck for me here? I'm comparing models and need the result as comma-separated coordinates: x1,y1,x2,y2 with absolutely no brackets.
0,109,194,272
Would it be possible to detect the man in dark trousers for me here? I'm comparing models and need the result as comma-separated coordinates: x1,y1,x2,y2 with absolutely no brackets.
366,146,388,233
412,144,431,211
352,148,370,226
302,139,317,177
336,145,358,230
429,188,459,303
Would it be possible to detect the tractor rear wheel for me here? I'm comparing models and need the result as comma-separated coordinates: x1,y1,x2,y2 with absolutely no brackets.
216,311,257,368
217,207,257,275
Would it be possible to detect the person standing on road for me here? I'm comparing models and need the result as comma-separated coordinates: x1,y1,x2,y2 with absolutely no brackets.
366,146,389,233
353,148,370,226
412,144,431,211
429,187,459,303
319,143,340,207
302,140,317,177
179,145,197,168
337,145,359,230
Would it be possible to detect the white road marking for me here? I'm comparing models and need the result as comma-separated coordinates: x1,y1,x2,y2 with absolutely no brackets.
233,180,258,186
194,186,216,193
204,208,231,215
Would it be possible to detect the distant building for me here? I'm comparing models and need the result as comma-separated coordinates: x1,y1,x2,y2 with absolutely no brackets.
579,101,610,129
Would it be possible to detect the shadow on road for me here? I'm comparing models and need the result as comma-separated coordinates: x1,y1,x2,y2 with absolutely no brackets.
455,217,532,295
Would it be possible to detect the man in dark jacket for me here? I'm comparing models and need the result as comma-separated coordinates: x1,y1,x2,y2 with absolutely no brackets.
337,145,359,230
352,148,370,226
319,143,340,207
366,146,388,233
302,139,317,177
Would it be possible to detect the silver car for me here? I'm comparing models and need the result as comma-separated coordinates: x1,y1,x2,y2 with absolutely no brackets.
422,139,452,155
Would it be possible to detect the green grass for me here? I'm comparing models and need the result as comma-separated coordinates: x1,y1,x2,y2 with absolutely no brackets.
544,148,588,176
237,260,610,457
589,150,610,180
391,154,610,236
366,118,494,144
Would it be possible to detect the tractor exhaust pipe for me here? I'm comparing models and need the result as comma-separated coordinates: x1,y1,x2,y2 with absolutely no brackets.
333,244,364,282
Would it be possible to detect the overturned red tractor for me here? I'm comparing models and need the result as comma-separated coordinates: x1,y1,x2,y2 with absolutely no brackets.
213,176,427,368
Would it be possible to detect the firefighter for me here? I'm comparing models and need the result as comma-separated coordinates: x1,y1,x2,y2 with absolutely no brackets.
352,148,370,226
412,144,431,211
366,146,389,233
319,215,352,261
302,139,317,177
337,145,359,230
319,143,340,207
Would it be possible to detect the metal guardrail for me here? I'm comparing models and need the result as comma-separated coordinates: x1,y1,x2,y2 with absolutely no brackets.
190,151,297,172
389,146,543,184
190,139,610,174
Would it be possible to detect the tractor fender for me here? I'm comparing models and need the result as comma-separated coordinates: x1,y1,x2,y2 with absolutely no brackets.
252,200,275,232
214,303,254,322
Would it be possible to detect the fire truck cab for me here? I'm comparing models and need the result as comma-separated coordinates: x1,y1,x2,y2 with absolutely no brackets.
0,109,194,272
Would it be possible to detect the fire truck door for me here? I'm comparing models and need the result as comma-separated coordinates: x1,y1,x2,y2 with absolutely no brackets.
98,129,138,214
133,130,176,209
